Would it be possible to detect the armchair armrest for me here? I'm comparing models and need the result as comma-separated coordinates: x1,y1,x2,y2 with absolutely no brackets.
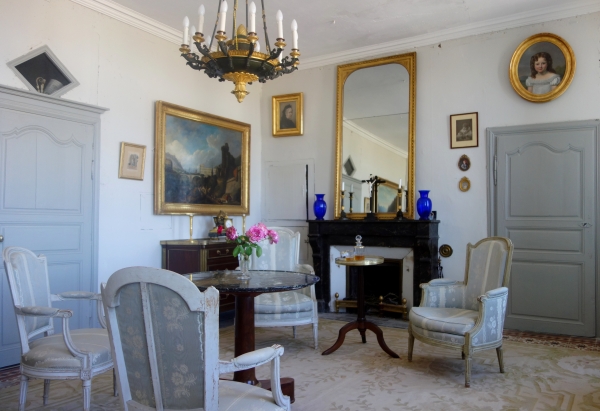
420,280,466,308
468,287,509,346
16,305,71,318
52,291,107,329
219,344,291,410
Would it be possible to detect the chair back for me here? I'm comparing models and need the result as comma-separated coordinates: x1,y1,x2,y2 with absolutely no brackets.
250,227,300,271
3,247,55,351
463,237,514,311
102,267,220,411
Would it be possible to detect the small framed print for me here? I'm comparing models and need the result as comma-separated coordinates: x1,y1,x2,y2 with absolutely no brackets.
272,93,303,137
450,112,478,149
459,176,471,192
509,33,575,103
458,154,471,171
364,197,371,213
119,142,146,180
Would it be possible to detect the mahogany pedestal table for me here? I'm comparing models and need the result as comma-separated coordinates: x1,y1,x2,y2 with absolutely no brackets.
322,256,399,358
191,269,320,403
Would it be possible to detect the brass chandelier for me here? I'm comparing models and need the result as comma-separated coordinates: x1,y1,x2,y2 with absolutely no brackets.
180,0,300,103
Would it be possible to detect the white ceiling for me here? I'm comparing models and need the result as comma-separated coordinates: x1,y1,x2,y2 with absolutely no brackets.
80,0,600,67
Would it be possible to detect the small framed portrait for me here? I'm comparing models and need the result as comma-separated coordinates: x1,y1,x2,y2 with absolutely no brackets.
459,176,471,192
363,197,371,213
119,142,146,180
509,33,575,103
458,154,471,171
450,112,478,149
272,92,303,137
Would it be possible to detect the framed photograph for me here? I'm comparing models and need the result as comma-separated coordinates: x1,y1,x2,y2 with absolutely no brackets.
272,92,303,137
119,142,146,180
459,177,471,192
450,112,478,149
376,179,399,213
458,154,471,171
154,101,250,215
509,33,575,103
7,45,79,97
363,197,371,213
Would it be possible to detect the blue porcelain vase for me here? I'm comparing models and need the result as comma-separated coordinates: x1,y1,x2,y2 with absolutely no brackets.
313,194,327,220
416,190,432,220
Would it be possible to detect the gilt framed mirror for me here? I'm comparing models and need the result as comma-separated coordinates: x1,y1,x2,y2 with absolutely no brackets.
334,52,416,219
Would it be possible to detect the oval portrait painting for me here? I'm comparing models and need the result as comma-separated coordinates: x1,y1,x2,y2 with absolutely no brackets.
509,33,575,103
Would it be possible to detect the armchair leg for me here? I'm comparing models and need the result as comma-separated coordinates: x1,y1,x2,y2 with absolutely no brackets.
464,353,471,388
313,323,319,350
113,368,119,396
19,374,28,411
83,379,91,411
496,346,505,373
292,326,297,339
43,379,50,405
407,326,414,362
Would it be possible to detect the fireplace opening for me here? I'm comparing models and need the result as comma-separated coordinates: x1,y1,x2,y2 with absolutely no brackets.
340,258,406,318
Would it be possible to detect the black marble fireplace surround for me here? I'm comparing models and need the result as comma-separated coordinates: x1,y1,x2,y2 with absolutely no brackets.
307,219,440,312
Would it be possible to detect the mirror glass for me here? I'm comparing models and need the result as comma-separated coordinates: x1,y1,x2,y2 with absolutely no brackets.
335,53,416,219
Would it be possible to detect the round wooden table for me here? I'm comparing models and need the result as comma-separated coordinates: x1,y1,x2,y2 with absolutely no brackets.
191,269,320,402
321,256,399,358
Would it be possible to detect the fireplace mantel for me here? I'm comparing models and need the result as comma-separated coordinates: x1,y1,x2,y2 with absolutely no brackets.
307,219,440,312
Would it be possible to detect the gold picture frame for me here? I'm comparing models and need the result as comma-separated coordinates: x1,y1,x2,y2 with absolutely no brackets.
509,33,576,103
119,142,146,180
272,92,303,137
459,176,471,192
154,101,250,215
450,112,478,149
376,178,400,213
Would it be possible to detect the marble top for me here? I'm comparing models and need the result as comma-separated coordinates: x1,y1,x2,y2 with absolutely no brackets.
190,270,320,294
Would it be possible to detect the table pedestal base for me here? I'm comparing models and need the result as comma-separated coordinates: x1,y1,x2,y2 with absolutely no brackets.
321,264,400,358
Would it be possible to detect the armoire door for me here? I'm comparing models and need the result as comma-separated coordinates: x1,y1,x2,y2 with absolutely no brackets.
0,85,104,367
488,120,598,337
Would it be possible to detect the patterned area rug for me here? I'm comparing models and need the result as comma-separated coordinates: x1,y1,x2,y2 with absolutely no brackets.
1,318,600,410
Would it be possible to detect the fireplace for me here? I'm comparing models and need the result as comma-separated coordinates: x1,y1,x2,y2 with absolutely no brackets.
307,219,439,312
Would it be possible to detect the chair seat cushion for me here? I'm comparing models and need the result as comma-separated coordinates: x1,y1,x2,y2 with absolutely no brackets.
255,291,313,314
219,379,285,411
23,328,112,369
409,307,478,336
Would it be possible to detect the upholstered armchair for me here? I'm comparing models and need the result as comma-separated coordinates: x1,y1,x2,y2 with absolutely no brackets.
250,227,319,349
2,246,115,411
408,237,514,387
102,266,290,411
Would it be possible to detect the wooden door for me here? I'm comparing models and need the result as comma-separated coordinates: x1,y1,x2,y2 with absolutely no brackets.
489,120,598,336
0,86,103,367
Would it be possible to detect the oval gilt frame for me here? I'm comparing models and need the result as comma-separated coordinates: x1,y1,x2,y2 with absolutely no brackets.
509,33,575,103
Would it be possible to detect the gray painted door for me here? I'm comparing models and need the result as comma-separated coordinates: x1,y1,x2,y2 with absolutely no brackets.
489,121,598,337
0,90,98,367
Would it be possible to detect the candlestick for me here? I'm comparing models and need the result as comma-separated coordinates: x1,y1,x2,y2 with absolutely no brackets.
218,0,228,32
242,213,246,233
395,187,404,220
340,190,348,220
188,214,195,241
349,191,354,213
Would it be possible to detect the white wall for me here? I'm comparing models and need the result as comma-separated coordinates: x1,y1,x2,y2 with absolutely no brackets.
0,0,265,284
260,12,600,279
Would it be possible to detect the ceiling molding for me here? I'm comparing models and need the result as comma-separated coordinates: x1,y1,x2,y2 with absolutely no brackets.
343,119,407,158
301,0,600,69
70,0,181,43
71,0,600,70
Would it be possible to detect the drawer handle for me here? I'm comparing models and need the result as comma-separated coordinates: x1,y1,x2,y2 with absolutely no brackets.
225,249,230,254
216,250,221,255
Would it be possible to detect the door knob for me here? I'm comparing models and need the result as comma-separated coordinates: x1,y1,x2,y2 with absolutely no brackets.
581,223,592,228
0,235,3,242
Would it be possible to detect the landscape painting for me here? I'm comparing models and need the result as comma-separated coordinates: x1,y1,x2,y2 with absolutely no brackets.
154,101,250,215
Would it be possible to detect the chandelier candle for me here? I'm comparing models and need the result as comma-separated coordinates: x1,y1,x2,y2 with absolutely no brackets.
181,0,300,102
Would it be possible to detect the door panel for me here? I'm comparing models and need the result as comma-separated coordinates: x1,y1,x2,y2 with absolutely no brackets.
0,95,97,367
490,121,597,336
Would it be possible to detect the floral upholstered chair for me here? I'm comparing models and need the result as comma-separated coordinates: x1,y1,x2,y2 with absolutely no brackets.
2,246,115,411
250,227,319,349
408,237,514,387
102,266,290,411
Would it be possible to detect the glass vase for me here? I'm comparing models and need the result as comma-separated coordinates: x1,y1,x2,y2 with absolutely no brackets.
416,190,432,220
238,254,251,280
313,194,327,220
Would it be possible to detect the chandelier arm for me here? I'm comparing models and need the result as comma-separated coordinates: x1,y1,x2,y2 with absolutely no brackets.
217,41,235,70
209,0,223,52
269,47,282,61
245,42,255,68
260,0,271,52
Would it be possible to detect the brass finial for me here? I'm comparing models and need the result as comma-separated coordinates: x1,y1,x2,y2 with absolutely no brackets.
236,24,248,36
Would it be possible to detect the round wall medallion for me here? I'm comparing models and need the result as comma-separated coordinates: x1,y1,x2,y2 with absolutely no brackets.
459,176,471,192
458,154,470,171
439,244,453,258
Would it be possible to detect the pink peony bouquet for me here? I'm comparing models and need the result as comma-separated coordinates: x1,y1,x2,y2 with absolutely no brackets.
225,223,278,259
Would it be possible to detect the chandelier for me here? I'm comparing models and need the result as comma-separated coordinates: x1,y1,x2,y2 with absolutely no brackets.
180,0,300,103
